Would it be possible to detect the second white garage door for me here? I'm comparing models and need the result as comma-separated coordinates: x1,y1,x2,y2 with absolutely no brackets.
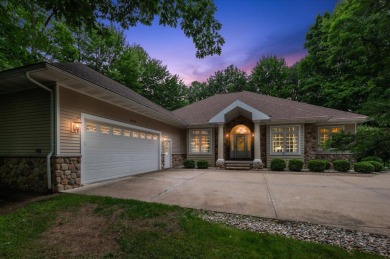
83,118,160,184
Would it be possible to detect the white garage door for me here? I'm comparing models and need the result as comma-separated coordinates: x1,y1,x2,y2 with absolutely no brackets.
83,119,160,184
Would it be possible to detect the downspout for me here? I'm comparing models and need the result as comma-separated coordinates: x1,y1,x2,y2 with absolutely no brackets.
26,72,54,191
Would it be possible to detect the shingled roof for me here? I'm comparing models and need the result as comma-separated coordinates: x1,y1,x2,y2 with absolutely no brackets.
173,91,367,125
50,62,186,125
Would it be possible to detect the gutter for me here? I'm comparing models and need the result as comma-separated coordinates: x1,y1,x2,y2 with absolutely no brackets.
26,71,54,192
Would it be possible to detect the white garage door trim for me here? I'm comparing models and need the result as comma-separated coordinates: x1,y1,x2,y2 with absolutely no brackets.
80,113,161,184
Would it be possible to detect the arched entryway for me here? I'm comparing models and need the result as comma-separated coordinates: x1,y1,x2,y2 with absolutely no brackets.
230,124,252,159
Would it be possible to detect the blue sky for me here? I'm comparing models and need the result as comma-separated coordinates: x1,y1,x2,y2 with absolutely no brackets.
126,0,338,85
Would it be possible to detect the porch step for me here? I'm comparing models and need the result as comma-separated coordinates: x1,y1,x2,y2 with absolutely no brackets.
224,161,252,170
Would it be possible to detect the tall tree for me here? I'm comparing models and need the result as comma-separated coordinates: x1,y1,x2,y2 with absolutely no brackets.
249,55,290,98
302,0,390,125
187,81,209,103
33,0,225,58
206,65,248,96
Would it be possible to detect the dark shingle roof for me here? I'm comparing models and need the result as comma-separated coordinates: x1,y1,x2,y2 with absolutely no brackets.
173,91,367,124
50,62,186,125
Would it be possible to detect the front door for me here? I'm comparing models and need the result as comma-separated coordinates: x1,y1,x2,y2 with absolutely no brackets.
233,134,249,159
164,139,172,169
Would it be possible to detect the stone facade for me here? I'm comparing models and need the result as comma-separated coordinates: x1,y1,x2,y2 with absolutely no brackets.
53,157,81,192
0,157,48,193
304,124,317,165
316,153,354,164
172,154,186,167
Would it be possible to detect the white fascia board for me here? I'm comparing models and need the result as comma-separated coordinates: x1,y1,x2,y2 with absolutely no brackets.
208,100,270,123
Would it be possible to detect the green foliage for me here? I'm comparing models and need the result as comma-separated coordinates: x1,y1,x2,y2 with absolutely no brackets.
250,55,291,98
32,0,225,59
207,65,248,94
354,162,374,174
196,160,209,169
288,159,304,172
365,161,384,172
270,158,286,171
307,160,327,172
301,0,390,125
183,159,195,168
332,160,350,172
360,156,383,164
326,126,390,165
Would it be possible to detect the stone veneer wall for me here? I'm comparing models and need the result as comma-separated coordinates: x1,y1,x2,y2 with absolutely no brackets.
53,157,81,192
172,154,186,167
0,157,48,193
304,124,317,165
316,153,354,163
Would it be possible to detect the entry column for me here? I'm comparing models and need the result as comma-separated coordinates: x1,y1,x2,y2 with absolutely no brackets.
216,123,225,168
253,121,263,169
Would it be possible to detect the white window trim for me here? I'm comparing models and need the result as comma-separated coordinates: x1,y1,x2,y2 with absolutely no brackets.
189,129,212,155
317,125,345,146
270,125,301,155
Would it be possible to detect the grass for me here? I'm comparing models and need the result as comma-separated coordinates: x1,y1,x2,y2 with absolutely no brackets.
0,194,382,258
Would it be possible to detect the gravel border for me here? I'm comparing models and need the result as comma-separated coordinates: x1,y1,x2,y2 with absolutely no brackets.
200,210,389,257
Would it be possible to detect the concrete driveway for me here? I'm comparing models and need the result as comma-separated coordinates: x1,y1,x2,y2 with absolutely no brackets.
67,169,390,236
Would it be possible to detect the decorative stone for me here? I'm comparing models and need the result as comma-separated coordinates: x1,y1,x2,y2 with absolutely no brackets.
68,164,74,170
61,163,68,170
71,173,77,179
253,160,264,170
55,170,63,177
69,178,75,185
56,184,64,191
56,177,61,183
216,159,225,169
55,164,61,170
55,158,64,164
64,170,71,176
76,171,81,177
64,185,73,190
75,163,81,170
60,179,69,185
75,178,81,184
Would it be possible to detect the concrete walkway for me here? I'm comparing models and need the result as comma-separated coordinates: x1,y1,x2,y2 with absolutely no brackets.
67,169,390,235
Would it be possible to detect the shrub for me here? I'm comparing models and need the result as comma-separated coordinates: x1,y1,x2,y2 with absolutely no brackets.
183,159,195,168
333,160,350,172
365,161,384,172
197,160,209,169
307,160,327,172
361,156,383,164
324,160,331,170
270,158,286,171
354,162,375,174
288,159,304,172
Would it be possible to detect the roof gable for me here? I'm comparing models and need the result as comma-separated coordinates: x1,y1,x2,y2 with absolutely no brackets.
209,100,270,123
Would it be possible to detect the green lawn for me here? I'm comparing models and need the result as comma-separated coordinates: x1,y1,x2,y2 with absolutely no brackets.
0,194,382,258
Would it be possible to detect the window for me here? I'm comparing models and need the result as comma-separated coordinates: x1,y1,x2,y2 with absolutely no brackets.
270,126,300,154
318,126,343,146
190,129,211,154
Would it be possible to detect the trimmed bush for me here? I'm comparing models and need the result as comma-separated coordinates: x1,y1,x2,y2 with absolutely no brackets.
361,156,383,164
183,159,195,168
325,160,331,170
307,160,327,172
197,160,209,169
333,160,350,172
354,162,374,173
365,161,384,172
270,158,286,171
288,159,304,172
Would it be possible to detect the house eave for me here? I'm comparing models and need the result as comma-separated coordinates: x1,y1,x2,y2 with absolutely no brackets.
23,64,187,128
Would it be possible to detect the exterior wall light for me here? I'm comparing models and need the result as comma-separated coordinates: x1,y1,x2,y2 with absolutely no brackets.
71,118,82,134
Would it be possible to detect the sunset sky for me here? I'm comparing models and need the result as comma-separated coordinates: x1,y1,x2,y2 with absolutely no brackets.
126,0,338,85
